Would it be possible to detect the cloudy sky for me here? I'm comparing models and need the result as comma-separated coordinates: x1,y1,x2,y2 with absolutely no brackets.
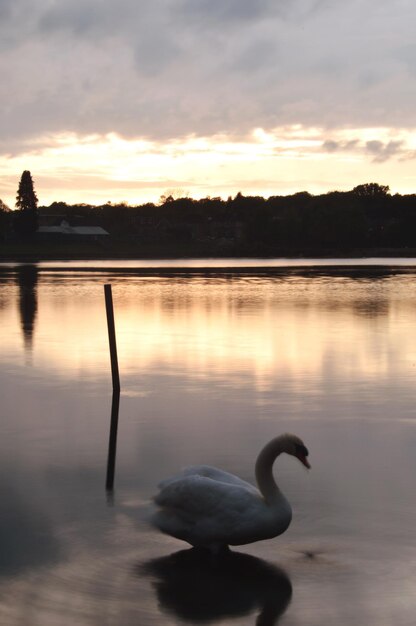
1,0,416,207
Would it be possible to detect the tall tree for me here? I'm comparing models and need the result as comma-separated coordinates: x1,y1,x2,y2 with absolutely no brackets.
14,170,39,236
16,170,38,211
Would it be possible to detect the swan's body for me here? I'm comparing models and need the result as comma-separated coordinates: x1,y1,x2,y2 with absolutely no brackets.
151,433,310,552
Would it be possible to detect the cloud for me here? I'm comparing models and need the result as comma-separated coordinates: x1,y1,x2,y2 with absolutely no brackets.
365,140,404,163
0,0,14,19
176,0,279,25
323,139,359,153
0,0,416,154
38,0,152,38
322,135,416,163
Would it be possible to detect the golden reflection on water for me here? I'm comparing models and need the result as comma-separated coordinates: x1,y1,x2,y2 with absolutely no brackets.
2,272,416,393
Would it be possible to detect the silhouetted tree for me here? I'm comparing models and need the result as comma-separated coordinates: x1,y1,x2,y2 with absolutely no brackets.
29,182,416,255
351,183,390,197
0,199,10,212
14,170,39,236
0,198,11,240
16,170,38,210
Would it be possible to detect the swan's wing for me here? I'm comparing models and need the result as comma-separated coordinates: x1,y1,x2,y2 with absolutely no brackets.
158,465,258,494
154,474,263,523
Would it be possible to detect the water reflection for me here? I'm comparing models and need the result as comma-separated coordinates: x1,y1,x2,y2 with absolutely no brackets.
106,388,120,494
3,265,416,391
2,262,416,625
16,264,38,352
141,548,292,625
0,473,61,577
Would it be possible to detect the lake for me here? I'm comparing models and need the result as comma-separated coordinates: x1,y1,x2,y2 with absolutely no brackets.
1,259,416,625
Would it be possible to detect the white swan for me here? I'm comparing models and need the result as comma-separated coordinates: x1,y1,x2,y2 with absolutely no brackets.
151,433,310,552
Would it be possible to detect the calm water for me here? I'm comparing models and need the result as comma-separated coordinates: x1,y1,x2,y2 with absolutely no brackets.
1,259,416,626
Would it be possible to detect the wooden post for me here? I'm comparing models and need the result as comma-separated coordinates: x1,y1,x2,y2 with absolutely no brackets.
104,284,120,493
104,284,120,391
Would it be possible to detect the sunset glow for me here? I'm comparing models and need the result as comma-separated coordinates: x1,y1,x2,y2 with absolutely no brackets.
2,126,416,208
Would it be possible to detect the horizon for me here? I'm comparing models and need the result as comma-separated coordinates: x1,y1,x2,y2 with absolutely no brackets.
5,175,408,212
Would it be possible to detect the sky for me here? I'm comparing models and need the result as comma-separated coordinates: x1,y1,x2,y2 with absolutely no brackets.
1,0,416,208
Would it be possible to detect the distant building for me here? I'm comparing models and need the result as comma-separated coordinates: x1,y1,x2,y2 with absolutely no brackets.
37,220,109,241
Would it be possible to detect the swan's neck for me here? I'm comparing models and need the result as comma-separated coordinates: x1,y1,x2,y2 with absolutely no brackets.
255,436,286,504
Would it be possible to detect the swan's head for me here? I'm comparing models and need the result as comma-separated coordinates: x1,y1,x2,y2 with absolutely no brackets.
280,434,311,469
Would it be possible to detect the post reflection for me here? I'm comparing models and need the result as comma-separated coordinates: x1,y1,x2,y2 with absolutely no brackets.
106,388,120,495
16,264,38,352
140,548,292,625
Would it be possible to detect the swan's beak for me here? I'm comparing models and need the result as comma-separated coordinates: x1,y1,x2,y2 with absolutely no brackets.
297,454,311,469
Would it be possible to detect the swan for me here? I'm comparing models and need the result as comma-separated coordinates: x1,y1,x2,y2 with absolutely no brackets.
151,433,310,553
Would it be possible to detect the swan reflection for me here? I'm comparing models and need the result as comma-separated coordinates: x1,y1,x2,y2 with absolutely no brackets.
140,548,292,625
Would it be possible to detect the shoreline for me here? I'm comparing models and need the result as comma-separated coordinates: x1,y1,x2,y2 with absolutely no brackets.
2,247,416,263
2,246,416,265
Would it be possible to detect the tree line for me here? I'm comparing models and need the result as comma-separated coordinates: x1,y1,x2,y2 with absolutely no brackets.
2,173,416,254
